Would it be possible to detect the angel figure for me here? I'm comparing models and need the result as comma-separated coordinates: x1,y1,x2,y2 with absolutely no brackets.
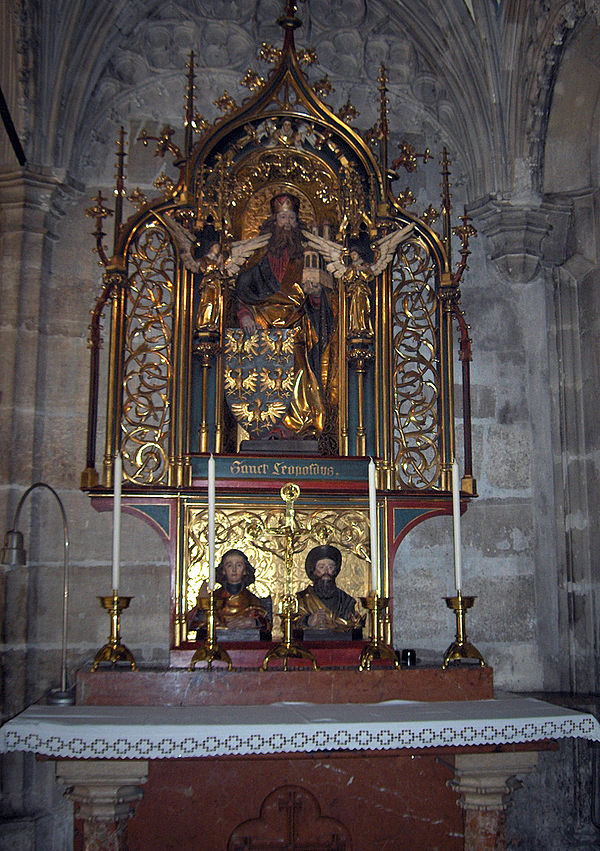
345,240,376,338
195,237,224,332
161,213,270,334
302,222,414,339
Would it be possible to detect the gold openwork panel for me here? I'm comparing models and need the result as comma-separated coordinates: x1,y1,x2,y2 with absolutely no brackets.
231,148,344,237
184,498,371,639
122,221,175,485
391,238,441,489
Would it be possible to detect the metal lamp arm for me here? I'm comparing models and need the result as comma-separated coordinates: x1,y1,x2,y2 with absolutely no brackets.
9,482,71,695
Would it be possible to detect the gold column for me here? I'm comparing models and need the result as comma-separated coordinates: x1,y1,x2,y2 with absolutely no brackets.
348,344,374,457
174,498,184,647
438,272,457,490
338,273,349,456
378,266,394,488
102,268,127,487
195,339,219,453
169,265,192,487
213,308,224,454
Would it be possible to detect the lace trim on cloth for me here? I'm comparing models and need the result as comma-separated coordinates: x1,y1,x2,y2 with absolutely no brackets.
2,698,599,760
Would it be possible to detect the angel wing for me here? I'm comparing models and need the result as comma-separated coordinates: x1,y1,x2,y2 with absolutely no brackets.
370,223,414,276
225,233,270,277
162,214,202,273
301,230,347,279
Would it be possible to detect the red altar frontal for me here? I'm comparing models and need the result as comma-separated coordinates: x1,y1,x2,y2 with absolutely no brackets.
4,666,600,850
66,666,547,851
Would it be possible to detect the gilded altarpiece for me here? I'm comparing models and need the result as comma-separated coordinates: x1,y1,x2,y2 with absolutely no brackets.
82,7,476,657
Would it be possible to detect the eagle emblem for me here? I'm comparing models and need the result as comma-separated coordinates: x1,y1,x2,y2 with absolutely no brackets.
224,328,295,438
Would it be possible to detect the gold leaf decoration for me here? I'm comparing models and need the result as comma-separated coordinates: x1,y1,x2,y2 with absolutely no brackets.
421,204,439,225
259,43,282,63
213,91,237,113
396,187,416,208
241,69,266,91
297,48,318,66
313,76,334,98
338,100,359,123
85,191,113,220
154,172,176,199
127,188,148,211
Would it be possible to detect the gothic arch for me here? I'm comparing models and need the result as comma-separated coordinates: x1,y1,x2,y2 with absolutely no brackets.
543,13,600,692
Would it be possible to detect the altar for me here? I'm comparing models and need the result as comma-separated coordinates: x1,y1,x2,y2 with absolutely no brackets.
3,669,599,850
4,4,590,850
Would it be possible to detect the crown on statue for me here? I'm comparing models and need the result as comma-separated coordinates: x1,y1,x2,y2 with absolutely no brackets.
270,193,300,215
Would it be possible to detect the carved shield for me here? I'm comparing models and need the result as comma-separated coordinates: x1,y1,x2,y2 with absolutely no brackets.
223,328,296,438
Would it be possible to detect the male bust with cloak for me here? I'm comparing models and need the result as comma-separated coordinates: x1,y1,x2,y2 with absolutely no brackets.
296,544,364,633
188,549,272,637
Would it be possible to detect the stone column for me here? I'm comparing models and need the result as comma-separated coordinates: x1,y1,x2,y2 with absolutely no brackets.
450,752,538,851
55,760,149,851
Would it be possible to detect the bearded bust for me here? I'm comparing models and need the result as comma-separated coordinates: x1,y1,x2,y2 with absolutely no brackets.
295,544,364,633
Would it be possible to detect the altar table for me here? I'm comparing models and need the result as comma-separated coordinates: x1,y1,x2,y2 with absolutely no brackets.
2,694,599,850
2,697,599,759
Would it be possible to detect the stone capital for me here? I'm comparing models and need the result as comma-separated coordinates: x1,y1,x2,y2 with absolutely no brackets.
55,759,149,822
0,165,81,237
471,196,572,282
450,751,538,812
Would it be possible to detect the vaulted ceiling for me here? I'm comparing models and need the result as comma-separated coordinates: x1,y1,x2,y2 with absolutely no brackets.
3,1,597,203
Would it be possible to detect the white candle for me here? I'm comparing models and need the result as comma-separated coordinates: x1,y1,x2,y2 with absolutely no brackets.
208,454,216,590
452,458,462,593
368,458,379,592
112,452,122,593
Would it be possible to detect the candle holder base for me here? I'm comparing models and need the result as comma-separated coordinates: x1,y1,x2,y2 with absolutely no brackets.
442,593,486,669
358,593,399,671
188,641,233,671
91,594,137,671
358,640,399,671
188,588,232,671
46,686,76,706
262,604,318,672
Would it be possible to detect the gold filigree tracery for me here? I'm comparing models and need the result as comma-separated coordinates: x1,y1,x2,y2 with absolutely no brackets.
391,238,441,489
121,220,175,484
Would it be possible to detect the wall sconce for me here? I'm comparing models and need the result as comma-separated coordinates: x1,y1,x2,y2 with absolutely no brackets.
1,482,74,705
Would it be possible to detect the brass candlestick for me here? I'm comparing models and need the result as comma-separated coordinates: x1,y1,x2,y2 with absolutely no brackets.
442,591,486,668
91,592,137,671
188,588,233,671
261,483,318,672
261,595,318,672
358,592,399,671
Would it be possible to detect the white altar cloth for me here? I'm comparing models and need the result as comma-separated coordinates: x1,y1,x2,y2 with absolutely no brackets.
2,697,599,760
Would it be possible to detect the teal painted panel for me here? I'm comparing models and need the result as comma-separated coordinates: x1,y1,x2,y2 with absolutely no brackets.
129,504,170,537
393,508,431,540
192,456,370,482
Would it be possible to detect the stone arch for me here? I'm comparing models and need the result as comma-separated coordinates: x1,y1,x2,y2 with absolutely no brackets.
543,15,600,692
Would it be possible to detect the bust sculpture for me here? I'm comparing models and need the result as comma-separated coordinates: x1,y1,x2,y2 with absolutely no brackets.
295,544,364,634
188,549,272,636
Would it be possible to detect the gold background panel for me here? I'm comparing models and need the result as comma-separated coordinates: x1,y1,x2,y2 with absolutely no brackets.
184,495,372,640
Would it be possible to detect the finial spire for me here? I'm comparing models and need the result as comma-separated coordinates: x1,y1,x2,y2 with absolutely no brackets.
184,51,195,160
278,0,303,54
440,148,452,262
378,65,389,185
113,127,126,256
